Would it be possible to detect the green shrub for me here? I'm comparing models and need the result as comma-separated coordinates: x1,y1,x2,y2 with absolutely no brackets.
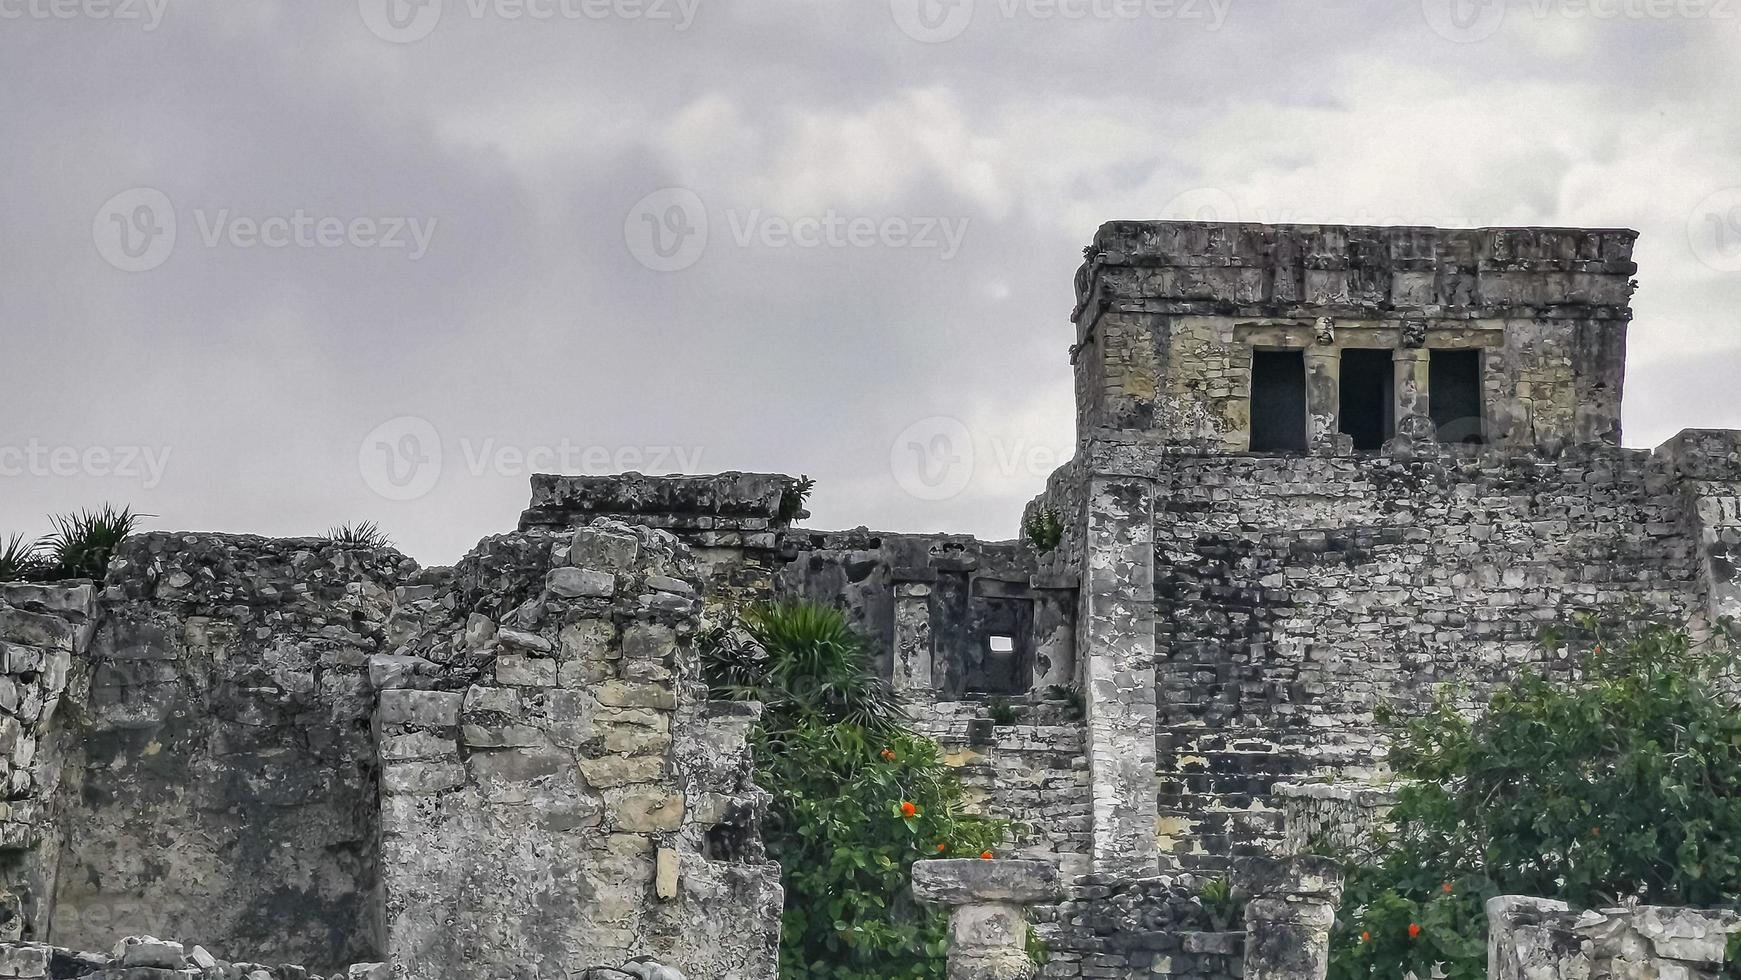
32,505,145,582
1023,508,1064,553
779,476,816,523
987,697,1017,726
1327,619,1741,980
702,602,1010,980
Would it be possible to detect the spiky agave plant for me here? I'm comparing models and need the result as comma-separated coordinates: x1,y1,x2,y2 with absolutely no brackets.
327,520,393,549
0,534,44,583
41,505,145,581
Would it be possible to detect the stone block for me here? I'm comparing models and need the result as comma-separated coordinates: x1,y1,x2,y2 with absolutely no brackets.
381,760,466,795
496,655,558,688
380,731,457,761
549,567,616,599
113,936,186,969
368,654,437,691
595,681,677,711
912,860,1062,907
570,527,641,572
613,791,685,832
376,690,462,728
497,628,554,654
581,756,666,789
655,847,679,901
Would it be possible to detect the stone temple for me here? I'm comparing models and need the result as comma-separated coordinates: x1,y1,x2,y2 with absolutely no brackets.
1,220,1738,980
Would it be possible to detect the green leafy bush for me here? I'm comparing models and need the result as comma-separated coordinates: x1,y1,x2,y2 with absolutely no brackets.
1327,619,1741,980
1022,508,1064,553
3,505,145,582
779,476,816,522
702,602,1010,980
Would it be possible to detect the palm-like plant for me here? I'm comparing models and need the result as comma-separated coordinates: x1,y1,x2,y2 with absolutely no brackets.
327,520,392,549
42,505,144,581
0,534,44,583
702,602,902,733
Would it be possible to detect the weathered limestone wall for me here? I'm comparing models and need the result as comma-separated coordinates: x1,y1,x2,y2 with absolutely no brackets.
1034,875,1243,980
1487,896,1740,980
1072,222,1636,452
1067,437,1711,868
0,934,388,980
911,703,1091,878
0,582,90,943
48,534,419,970
519,471,796,613
375,521,781,980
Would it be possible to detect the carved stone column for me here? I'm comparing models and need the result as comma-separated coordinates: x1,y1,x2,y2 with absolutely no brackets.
913,860,1062,980
892,572,936,694
1303,347,1347,455
1236,856,1344,980
1080,476,1158,878
1393,345,1430,425
1028,573,1077,692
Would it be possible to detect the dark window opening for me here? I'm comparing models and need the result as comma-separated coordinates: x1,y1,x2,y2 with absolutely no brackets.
962,595,1033,696
1338,349,1395,452
1430,349,1485,445
1249,350,1307,453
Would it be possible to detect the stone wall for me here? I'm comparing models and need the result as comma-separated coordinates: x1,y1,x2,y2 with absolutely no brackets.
1064,436,1711,869
375,521,781,980
46,534,419,971
1034,876,1243,980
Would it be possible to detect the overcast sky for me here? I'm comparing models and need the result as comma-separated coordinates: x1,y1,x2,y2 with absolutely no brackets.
3,0,1740,564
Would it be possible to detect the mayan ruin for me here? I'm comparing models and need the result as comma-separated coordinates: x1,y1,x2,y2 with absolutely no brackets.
0,217,1738,980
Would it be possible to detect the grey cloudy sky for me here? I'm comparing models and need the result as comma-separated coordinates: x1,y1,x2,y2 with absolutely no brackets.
3,0,1740,564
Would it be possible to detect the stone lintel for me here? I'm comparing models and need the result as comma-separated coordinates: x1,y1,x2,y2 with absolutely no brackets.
911,860,1062,907
1234,856,1344,902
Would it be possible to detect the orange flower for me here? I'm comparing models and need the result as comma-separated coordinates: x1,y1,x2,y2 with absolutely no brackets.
1408,924,1421,939
881,749,897,762
901,801,918,818
1360,932,1371,943
980,851,994,860
937,843,948,853
1594,644,1604,654
1441,882,1453,894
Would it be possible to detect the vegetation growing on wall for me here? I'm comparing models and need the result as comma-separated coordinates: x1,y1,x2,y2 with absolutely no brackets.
0,505,144,583
1022,508,1064,554
1326,619,1741,980
702,602,1009,980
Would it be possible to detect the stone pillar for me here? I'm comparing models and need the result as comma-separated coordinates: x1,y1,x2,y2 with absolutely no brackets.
1488,896,1741,980
892,574,936,694
1393,346,1430,426
912,860,1062,980
1303,347,1347,455
1236,856,1344,980
1029,574,1077,692
1080,476,1158,878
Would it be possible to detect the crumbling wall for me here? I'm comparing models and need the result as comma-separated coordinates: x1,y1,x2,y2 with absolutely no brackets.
47,534,419,971
1034,875,1244,980
374,521,781,980
0,581,90,942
